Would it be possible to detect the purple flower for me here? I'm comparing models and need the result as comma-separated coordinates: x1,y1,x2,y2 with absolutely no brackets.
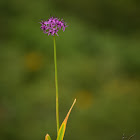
40,17,67,36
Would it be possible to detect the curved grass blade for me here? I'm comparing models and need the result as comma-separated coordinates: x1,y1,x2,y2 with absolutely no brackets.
56,99,76,140
45,134,51,140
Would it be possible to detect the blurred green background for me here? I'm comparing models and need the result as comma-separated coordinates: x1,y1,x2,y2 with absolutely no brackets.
0,0,140,140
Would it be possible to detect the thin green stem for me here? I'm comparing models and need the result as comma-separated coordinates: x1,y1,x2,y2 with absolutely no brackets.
53,36,59,135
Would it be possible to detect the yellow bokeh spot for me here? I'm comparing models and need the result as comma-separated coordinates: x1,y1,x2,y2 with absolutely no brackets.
103,78,140,97
24,52,43,72
75,90,93,110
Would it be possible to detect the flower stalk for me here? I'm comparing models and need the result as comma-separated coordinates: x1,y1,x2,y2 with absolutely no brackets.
53,36,59,134
40,16,76,140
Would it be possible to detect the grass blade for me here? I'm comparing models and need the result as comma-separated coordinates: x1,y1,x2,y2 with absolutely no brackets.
45,134,51,140
56,99,76,140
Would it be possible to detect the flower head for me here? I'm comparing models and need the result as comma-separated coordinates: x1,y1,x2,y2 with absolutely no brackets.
40,17,67,36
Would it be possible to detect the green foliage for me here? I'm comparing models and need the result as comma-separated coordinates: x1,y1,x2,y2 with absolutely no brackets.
45,134,51,140
0,0,140,140
57,123,66,140
45,99,76,140
56,99,76,140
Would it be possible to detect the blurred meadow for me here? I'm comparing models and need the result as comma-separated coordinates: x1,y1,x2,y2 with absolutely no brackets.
0,0,140,140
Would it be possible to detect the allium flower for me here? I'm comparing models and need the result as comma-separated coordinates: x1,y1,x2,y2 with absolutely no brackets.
39,16,76,140
40,17,67,36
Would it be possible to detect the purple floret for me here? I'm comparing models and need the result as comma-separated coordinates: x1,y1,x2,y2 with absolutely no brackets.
40,17,67,36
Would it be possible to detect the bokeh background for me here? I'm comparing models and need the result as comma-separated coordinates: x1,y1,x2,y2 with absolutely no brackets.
0,0,140,140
